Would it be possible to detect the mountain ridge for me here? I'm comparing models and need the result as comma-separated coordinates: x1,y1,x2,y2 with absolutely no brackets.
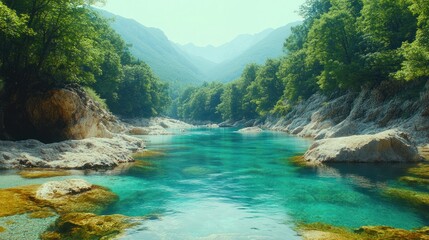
98,9,299,84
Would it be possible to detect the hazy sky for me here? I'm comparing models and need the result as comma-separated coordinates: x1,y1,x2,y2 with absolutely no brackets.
98,0,306,47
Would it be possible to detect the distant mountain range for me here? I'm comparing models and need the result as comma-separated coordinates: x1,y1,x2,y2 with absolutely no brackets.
176,28,274,64
98,9,299,84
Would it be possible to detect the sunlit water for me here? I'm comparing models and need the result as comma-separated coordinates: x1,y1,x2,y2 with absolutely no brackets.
0,128,428,239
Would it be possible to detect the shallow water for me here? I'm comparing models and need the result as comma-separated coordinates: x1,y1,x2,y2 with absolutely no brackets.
1,128,428,239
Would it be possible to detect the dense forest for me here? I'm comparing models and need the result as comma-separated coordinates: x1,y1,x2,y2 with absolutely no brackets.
172,0,429,122
1,0,428,123
0,0,170,118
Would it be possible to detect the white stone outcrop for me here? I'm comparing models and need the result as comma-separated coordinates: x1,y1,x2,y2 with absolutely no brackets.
0,134,144,169
304,130,423,163
36,179,93,200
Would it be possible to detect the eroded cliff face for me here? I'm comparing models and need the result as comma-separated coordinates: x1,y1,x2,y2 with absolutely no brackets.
264,80,429,144
1,84,125,143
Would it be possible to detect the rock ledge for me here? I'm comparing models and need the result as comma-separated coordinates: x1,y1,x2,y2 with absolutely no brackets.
304,129,423,163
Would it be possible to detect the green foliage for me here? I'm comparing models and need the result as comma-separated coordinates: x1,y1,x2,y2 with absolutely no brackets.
0,1,170,119
171,0,428,122
0,2,32,38
174,82,224,122
110,62,170,118
396,0,429,80
83,87,108,110
247,59,283,116
306,1,364,90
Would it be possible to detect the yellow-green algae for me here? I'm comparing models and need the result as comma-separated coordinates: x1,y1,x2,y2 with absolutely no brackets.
41,213,135,240
0,184,117,217
29,211,56,219
407,163,429,179
19,169,71,179
384,187,429,208
286,155,315,167
0,226,5,232
418,146,429,160
132,150,165,159
399,176,429,186
0,182,136,240
298,222,429,240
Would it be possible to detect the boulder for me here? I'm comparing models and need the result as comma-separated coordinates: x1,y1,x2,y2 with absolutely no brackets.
237,126,263,133
304,130,423,163
2,84,125,143
36,179,92,200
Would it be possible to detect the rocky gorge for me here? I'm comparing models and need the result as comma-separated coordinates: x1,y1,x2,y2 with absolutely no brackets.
0,81,429,239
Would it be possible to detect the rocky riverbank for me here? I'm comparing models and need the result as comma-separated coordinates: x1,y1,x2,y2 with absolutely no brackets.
263,80,429,145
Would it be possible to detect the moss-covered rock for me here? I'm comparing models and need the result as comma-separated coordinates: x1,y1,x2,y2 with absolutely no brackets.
0,179,131,239
41,213,135,240
356,226,429,240
298,222,429,240
0,185,43,217
0,179,118,217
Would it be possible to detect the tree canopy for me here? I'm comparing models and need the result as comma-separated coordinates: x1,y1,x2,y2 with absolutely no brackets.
0,0,169,118
173,0,427,123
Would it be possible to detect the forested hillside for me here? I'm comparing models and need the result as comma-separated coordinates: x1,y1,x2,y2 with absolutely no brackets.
0,0,170,119
173,0,429,123
99,10,206,86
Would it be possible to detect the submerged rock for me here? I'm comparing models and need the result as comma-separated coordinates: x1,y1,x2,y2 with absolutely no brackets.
304,130,422,163
237,126,263,133
0,179,131,240
298,222,429,240
0,179,117,217
0,134,144,169
41,212,135,240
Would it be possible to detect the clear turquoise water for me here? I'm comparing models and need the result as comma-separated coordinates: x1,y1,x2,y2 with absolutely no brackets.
0,128,428,239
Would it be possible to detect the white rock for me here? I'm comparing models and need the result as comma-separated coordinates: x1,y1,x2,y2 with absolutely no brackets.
304,129,423,163
36,179,92,200
237,127,263,133
0,134,145,169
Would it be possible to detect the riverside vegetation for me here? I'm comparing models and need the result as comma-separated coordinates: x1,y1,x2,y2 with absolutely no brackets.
0,0,429,239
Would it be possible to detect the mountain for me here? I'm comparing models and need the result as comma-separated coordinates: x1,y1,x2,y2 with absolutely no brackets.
97,9,206,85
98,9,300,85
205,22,300,82
176,28,274,64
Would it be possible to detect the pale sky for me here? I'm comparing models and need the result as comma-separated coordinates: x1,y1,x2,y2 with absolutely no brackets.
98,0,306,47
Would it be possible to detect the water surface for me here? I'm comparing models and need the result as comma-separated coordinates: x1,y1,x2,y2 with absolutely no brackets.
0,128,428,239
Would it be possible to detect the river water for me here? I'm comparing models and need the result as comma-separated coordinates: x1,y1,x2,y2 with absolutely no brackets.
0,128,427,239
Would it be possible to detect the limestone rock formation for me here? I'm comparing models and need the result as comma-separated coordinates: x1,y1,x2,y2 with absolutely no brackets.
2,84,125,142
304,130,423,163
36,179,93,200
0,134,144,169
264,80,429,144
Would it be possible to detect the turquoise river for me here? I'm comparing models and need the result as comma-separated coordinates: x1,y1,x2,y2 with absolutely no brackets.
0,128,428,239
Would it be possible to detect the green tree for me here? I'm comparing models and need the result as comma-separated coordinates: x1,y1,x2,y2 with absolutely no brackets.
306,0,363,90
396,0,429,80
111,62,170,117
359,0,417,81
0,0,108,88
247,59,283,116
